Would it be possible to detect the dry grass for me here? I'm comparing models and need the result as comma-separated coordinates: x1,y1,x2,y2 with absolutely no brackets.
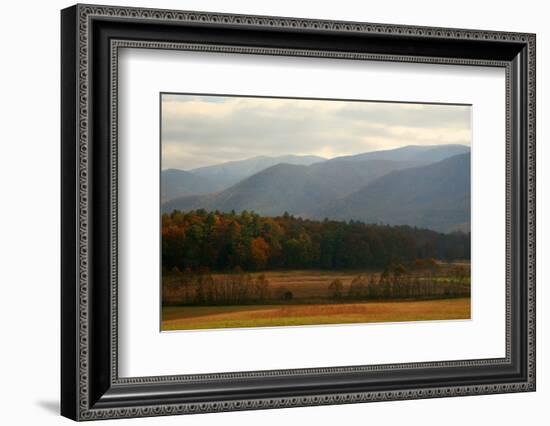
161,298,471,331
212,270,376,299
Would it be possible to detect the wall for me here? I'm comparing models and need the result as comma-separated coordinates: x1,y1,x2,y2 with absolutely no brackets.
0,0,546,424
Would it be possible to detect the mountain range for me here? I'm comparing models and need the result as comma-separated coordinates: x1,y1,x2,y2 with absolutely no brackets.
161,144,471,233
320,153,470,232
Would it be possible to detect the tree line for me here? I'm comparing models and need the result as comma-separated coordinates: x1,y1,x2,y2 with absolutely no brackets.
330,262,469,300
163,268,271,306
162,209,470,272
163,263,470,306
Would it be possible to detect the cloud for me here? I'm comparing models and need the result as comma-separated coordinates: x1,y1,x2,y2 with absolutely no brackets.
161,94,471,170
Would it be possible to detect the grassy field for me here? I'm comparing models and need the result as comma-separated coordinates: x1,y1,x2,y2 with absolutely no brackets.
222,269,376,299
162,269,379,301
161,265,470,330
161,298,471,331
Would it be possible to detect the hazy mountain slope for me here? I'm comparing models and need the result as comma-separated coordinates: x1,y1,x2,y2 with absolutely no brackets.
161,146,472,233
161,169,222,201
319,153,471,232
162,164,322,216
190,154,325,188
162,159,422,215
307,159,422,196
329,144,470,164
161,145,469,202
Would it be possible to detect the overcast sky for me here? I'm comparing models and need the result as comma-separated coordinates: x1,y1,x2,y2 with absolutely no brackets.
161,94,471,170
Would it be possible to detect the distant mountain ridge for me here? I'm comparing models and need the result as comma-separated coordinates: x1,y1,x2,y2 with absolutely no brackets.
161,154,324,201
320,153,471,232
161,169,222,202
161,145,471,232
162,158,424,216
328,144,469,164
190,154,325,189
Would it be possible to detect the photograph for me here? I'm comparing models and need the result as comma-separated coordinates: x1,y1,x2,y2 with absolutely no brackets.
160,94,472,331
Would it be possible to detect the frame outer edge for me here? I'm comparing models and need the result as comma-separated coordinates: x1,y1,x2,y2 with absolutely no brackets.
66,4,536,421
61,4,80,422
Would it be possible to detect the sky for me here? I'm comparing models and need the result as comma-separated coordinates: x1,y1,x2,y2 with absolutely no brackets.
161,94,471,170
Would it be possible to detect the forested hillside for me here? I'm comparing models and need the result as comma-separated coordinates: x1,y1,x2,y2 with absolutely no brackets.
162,209,470,272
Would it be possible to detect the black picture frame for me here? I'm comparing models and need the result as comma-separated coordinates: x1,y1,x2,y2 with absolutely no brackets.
61,4,536,421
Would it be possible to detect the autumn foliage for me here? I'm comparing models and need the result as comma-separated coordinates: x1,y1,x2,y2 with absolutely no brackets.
162,209,470,272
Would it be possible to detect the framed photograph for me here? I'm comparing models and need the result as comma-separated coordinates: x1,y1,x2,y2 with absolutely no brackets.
61,4,536,421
